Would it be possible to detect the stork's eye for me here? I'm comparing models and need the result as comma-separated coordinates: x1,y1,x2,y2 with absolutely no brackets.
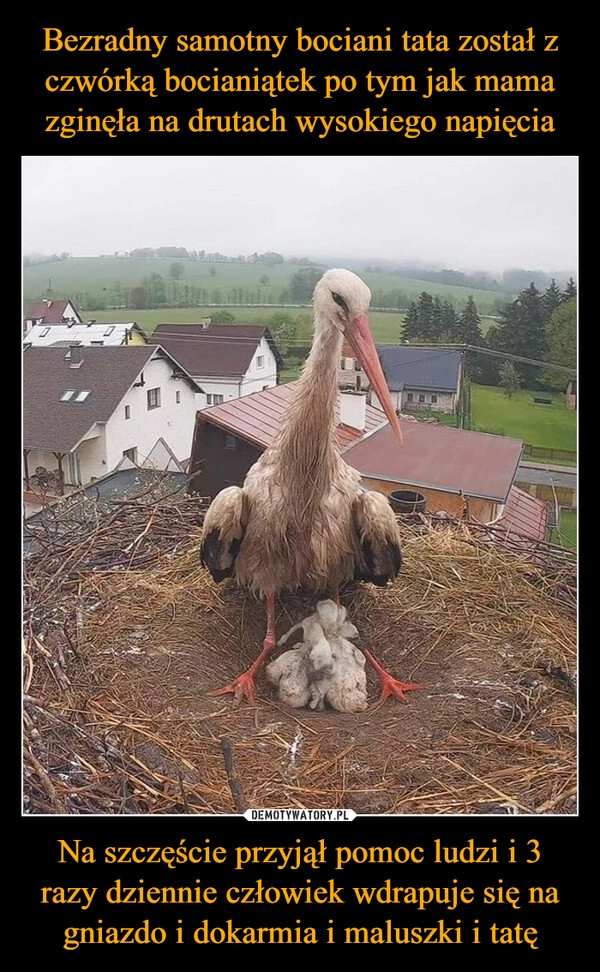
331,291,349,315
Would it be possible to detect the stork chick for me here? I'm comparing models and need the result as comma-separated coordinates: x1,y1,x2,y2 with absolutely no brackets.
267,600,368,713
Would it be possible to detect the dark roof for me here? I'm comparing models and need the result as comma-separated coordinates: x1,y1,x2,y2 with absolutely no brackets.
25,299,79,324
195,383,386,451
377,346,462,392
343,421,523,502
23,346,200,453
150,324,283,378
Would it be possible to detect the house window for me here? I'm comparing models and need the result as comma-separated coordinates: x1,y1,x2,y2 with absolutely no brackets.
354,360,361,372
60,389,76,402
225,434,237,450
39,327,50,337
340,358,346,370
419,394,425,403
257,355,264,368
90,340,104,346
431,394,438,404
125,405,131,419
176,391,181,403
74,390,91,403
406,393,413,402
104,326,115,336
147,387,161,410
262,385,270,391
123,447,137,463
207,394,224,405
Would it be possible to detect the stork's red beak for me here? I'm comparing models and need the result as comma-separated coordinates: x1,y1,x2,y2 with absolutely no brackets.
345,314,403,443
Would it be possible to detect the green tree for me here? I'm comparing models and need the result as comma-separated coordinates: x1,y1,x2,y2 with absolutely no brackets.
129,285,149,309
142,272,167,307
499,360,522,398
544,298,577,389
285,267,321,303
268,311,298,357
562,277,577,302
402,301,420,341
440,299,460,341
542,278,562,322
456,295,482,345
211,310,237,323
495,282,548,385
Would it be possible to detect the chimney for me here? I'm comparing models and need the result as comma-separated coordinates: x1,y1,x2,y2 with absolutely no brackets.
69,344,83,368
339,390,366,431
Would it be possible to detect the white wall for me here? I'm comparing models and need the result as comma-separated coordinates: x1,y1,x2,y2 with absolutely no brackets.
24,355,198,490
371,389,456,413
106,356,198,468
197,336,277,408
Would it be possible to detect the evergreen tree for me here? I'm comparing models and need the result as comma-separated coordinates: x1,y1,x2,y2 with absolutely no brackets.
431,296,445,339
456,295,482,345
495,282,548,385
562,277,577,302
402,301,420,341
542,278,562,323
416,292,435,340
440,299,460,341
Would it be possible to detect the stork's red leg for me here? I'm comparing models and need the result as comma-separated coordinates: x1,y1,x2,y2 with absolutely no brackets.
363,649,425,705
210,592,277,705
332,587,423,705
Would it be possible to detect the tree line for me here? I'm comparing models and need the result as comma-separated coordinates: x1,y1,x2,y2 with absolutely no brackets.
403,278,576,390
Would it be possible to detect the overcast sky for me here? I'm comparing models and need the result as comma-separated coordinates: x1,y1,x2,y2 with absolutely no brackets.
22,156,577,274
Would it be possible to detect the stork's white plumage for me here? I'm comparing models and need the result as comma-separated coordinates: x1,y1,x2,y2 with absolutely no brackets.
200,268,424,705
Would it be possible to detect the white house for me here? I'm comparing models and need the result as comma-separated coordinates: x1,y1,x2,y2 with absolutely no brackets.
23,345,202,493
151,323,283,407
340,344,463,415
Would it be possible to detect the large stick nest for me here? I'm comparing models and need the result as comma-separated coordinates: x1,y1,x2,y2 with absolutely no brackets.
23,476,577,816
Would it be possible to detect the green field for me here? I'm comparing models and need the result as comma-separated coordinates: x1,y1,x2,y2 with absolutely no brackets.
23,256,510,316
550,510,577,549
88,305,406,344
470,385,577,453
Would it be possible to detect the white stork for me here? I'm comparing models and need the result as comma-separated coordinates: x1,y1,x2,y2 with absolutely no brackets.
200,268,424,704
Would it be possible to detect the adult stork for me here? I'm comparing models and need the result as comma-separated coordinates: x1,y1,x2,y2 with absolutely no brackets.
201,268,424,705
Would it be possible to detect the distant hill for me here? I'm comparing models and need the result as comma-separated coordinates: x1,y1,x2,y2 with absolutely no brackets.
23,256,511,317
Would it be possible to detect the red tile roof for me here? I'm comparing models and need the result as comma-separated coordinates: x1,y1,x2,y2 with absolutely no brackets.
25,299,79,324
199,382,386,449
151,323,283,378
494,485,549,541
343,421,523,502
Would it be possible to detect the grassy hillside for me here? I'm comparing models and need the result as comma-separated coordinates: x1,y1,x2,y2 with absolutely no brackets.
23,257,510,316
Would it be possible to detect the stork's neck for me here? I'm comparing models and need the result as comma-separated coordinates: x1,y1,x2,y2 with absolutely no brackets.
282,324,342,443
275,323,343,499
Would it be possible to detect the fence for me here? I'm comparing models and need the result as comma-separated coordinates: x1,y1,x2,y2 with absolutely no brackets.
522,444,577,463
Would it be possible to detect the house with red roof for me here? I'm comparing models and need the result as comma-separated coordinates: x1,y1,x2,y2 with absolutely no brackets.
24,298,82,329
151,322,283,407
188,385,383,498
188,385,548,541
